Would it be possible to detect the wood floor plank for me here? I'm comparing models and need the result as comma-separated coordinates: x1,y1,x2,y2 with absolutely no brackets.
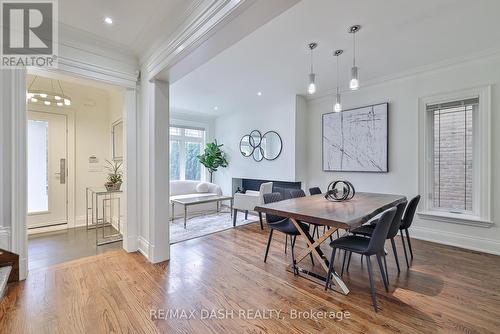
1,222,499,333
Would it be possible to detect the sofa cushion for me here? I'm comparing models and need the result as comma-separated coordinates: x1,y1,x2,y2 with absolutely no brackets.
196,182,210,193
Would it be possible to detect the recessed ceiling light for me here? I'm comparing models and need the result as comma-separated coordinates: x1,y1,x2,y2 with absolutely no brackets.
213,106,219,111
104,17,113,25
257,91,262,96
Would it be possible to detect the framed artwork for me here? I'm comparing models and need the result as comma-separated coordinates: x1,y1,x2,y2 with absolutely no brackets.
322,102,388,172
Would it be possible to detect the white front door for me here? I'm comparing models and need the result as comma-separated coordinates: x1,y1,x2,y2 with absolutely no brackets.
27,111,68,229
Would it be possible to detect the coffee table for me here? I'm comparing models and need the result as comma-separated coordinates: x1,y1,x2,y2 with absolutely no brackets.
171,195,234,229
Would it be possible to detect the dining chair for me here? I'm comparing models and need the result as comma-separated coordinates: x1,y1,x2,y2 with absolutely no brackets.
308,187,322,195
349,201,407,277
263,192,313,273
399,195,420,267
325,207,397,312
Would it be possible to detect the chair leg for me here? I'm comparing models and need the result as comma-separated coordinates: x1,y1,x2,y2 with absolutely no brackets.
290,236,298,275
245,210,248,220
258,212,264,230
376,253,389,292
232,209,237,227
264,229,274,263
284,235,288,254
400,230,410,268
325,248,337,290
366,256,379,312
405,229,414,259
312,225,318,239
390,238,401,272
341,250,348,276
346,251,352,272
383,254,389,285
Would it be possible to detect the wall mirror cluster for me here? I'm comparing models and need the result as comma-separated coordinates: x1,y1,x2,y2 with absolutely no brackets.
240,130,282,162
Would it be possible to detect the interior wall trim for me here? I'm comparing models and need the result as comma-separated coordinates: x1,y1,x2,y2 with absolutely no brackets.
143,0,249,81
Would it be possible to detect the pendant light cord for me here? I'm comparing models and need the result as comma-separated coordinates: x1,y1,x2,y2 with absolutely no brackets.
336,54,340,93
352,32,356,67
310,48,314,73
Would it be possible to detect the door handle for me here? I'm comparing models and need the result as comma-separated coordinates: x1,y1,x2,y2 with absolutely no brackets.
59,158,66,184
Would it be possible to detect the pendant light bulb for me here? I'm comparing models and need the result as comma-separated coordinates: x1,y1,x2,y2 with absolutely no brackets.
334,92,342,112
349,25,361,91
308,73,316,94
307,42,318,95
350,66,359,90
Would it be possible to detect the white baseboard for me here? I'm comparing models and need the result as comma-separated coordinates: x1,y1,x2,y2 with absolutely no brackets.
138,236,151,259
411,226,500,255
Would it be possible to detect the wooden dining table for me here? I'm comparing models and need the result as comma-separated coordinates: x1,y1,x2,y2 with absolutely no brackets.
255,192,407,295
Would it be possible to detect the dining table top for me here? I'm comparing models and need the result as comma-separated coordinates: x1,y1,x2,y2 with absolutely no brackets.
255,192,407,230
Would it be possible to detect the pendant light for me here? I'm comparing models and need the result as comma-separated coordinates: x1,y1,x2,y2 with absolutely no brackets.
348,25,361,91
333,49,343,112
307,42,318,94
26,76,72,107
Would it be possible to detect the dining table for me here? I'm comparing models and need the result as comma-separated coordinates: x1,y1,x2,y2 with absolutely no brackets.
255,192,407,295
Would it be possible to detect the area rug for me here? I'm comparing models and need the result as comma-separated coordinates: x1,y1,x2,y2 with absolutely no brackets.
169,211,258,244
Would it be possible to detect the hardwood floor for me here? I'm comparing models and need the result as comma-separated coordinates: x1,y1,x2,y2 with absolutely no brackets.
1,222,499,333
28,226,122,270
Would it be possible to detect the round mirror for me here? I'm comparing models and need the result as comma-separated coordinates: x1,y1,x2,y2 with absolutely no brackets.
253,146,264,162
261,131,282,160
240,135,254,157
249,130,262,148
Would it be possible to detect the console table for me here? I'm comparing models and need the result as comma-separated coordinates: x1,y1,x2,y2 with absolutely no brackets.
86,187,123,246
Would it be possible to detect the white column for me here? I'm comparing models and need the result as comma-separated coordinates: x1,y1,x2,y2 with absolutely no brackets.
147,79,170,263
122,88,138,252
0,69,27,279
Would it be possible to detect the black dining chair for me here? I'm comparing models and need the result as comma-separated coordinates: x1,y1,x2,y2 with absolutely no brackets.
349,201,407,276
263,192,313,272
286,189,315,265
399,195,420,267
309,187,322,195
325,207,397,312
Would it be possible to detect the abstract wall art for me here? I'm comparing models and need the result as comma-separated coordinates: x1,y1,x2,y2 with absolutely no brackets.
322,103,388,172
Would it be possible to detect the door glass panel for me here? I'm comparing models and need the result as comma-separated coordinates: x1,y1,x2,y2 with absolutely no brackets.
170,140,180,180
185,142,201,180
28,120,49,213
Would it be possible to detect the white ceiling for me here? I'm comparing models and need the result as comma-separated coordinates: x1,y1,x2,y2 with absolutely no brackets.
59,0,198,57
170,0,500,115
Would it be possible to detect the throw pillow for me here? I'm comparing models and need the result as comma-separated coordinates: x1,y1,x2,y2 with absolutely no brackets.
196,182,209,193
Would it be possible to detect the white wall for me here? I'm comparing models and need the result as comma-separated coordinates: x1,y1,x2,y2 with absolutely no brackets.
213,96,298,195
305,55,500,254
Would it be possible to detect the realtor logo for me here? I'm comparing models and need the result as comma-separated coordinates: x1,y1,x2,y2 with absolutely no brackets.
1,0,58,67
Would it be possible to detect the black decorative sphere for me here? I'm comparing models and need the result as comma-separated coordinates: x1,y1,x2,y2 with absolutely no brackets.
325,180,355,202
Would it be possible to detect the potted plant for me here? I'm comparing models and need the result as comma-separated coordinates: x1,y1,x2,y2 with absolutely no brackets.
197,140,228,183
104,159,123,191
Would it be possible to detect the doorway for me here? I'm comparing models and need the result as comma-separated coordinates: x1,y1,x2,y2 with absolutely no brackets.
27,111,68,230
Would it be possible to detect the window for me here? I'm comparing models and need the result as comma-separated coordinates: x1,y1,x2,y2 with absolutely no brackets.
430,99,476,213
419,87,491,226
28,120,49,213
169,126,205,181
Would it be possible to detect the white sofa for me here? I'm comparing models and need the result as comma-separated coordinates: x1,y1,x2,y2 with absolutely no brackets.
170,180,223,218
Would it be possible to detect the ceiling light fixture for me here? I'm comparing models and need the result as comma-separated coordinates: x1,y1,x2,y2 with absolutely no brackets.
348,25,361,90
333,49,343,112
104,17,113,25
257,91,262,96
307,42,318,95
213,106,219,111
26,76,72,107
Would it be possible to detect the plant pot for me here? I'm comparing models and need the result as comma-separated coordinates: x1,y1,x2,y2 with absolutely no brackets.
105,182,122,192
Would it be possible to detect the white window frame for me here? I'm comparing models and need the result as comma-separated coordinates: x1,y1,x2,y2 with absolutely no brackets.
418,86,492,227
169,125,206,181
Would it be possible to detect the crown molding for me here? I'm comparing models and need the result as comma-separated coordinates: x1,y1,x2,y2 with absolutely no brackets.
307,47,500,104
142,0,251,81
